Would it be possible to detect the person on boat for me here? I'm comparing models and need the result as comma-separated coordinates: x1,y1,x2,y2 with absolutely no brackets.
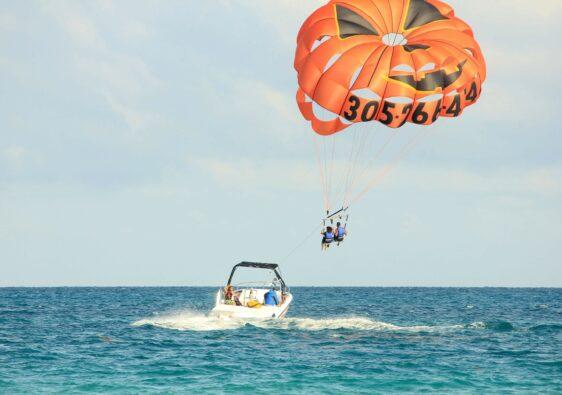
224,285,234,300
264,288,279,306
224,285,242,306
335,222,347,244
321,226,334,250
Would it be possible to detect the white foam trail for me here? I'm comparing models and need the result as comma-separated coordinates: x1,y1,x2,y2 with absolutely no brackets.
132,310,246,331
467,321,486,329
132,311,464,333
269,317,463,332
263,317,400,331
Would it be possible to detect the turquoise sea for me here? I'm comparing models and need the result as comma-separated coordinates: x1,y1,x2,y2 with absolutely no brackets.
1,287,561,393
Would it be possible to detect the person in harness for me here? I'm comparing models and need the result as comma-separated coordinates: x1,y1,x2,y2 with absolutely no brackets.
335,222,347,244
321,226,335,250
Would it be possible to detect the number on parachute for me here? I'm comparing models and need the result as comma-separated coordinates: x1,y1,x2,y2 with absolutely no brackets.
412,103,429,124
431,100,442,122
465,82,478,102
344,95,360,121
361,101,380,121
379,102,395,125
446,95,462,117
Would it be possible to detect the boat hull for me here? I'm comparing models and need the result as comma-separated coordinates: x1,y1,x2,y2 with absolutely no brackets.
212,294,293,320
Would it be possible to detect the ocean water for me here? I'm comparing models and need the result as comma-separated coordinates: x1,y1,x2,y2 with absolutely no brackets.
1,287,561,394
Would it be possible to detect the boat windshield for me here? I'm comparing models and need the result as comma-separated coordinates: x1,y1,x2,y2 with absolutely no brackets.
229,267,284,291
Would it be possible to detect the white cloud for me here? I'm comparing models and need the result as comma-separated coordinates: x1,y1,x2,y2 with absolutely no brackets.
230,79,300,139
221,0,324,44
0,12,18,31
381,164,562,197
195,157,319,192
103,94,153,131
0,146,44,172
195,154,562,200
40,1,160,131
2,146,29,168
452,0,562,35
42,2,106,51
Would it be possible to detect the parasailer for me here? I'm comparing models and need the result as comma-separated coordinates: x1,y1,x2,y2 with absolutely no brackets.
321,226,335,250
335,222,347,244
294,0,486,244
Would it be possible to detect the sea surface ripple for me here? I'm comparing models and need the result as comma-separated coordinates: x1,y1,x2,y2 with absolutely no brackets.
1,287,561,393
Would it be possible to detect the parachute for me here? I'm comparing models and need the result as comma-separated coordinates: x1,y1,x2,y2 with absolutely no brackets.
294,0,486,220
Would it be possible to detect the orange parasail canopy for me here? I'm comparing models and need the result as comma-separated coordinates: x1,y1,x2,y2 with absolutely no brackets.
294,0,487,135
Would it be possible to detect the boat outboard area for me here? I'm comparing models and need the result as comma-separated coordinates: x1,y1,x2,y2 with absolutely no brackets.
212,262,293,319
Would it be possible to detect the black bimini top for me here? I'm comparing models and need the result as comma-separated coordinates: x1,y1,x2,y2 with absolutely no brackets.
227,261,286,291
234,261,279,270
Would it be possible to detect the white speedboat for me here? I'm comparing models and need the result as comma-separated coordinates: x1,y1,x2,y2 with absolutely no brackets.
212,262,293,319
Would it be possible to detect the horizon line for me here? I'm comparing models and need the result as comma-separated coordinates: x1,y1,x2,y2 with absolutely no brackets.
1,285,561,289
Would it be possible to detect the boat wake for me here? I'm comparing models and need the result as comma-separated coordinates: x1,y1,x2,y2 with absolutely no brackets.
132,310,243,331
132,310,468,332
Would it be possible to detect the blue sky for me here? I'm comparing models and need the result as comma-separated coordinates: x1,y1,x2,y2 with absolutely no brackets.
1,0,561,286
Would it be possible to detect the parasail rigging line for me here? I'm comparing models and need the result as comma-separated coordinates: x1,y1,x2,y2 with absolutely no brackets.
312,135,330,211
351,127,430,205
332,127,361,204
327,135,336,210
343,128,397,207
279,221,324,264
331,124,374,210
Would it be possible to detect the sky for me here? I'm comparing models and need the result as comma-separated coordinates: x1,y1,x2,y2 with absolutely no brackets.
1,0,561,287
